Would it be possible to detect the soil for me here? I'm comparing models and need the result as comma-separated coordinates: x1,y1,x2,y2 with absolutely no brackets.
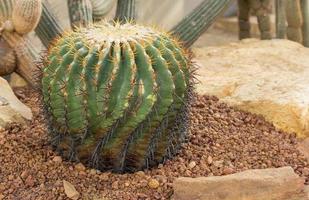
0,88,308,200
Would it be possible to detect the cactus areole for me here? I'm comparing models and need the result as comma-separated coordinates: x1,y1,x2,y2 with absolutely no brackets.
41,22,192,172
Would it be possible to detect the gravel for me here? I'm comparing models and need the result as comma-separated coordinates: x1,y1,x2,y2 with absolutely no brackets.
0,88,308,200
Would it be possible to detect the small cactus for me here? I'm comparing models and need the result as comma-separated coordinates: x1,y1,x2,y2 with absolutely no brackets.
12,0,42,34
41,22,192,172
0,38,16,76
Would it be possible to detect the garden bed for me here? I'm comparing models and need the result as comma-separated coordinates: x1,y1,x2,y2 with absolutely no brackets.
0,88,308,199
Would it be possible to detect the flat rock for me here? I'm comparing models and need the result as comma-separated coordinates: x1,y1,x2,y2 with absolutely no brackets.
194,39,309,137
173,167,307,200
0,77,32,128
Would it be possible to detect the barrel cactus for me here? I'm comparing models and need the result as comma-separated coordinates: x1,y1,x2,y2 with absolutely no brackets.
41,22,192,172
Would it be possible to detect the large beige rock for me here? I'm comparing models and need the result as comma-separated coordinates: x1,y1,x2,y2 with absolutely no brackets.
173,167,307,200
0,77,32,128
194,39,309,138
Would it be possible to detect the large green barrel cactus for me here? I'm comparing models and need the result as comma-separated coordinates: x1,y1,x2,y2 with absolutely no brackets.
41,22,192,172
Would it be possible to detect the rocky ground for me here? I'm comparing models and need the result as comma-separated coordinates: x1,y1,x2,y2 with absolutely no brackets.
0,88,308,200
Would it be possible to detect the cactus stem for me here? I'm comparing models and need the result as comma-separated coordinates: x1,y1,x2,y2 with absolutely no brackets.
171,0,232,47
302,0,309,47
275,0,286,39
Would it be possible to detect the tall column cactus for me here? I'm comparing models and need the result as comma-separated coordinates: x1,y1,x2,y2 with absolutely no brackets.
41,22,192,172
68,0,93,29
171,0,232,47
35,1,64,47
238,0,251,39
237,0,272,40
285,0,303,43
275,0,286,39
115,0,136,23
250,0,272,40
302,0,309,47
91,0,115,21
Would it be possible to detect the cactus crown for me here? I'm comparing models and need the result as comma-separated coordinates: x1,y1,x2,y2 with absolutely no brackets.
42,21,192,172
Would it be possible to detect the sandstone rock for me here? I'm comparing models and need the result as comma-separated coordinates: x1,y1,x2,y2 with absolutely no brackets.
194,39,309,138
9,73,28,88
63,180,79,200
173,167,306,200
0,77,32,128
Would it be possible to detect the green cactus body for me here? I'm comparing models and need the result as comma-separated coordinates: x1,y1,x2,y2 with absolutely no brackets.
42,22,191,172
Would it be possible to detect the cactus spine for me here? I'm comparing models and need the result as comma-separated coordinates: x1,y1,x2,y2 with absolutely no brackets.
171,0,232,47
41,22,192,172
35,1,64,47
115,0,136,23
0,38,16,76
68,0,93,29
285,0,303,43
12,0,42,34
91,0,115,21
275,0,286,39
302,0,309,47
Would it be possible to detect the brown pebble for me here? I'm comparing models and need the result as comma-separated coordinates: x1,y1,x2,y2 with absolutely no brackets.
25,176,35,187
52,156,62,163
188,161,196,169
20,170,29,179
207,156,213,165
223,167,235,175
148,179,159,189
75,163,86,171
111,181,119,190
